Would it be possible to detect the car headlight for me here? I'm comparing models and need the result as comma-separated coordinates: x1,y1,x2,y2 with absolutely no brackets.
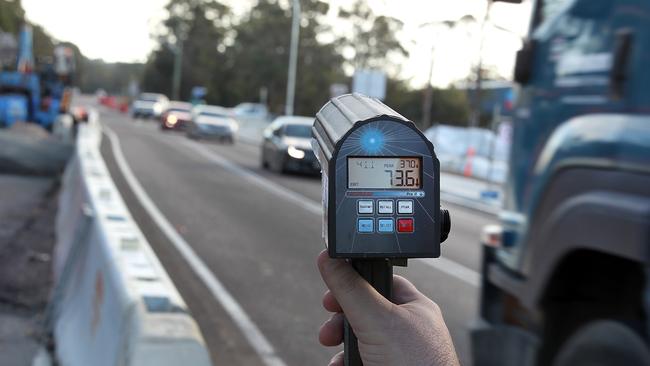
287,145,305,159
166,115,178,125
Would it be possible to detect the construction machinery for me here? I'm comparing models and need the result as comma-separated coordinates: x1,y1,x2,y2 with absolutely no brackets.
0,24,74,129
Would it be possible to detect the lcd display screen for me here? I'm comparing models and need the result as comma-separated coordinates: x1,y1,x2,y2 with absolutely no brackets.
348,157,422,189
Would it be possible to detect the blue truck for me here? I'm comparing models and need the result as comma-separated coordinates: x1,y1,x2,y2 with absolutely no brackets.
0,25,73,129
472,0,650,365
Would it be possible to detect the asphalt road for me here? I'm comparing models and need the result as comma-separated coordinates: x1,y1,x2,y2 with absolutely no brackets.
98,106,495,366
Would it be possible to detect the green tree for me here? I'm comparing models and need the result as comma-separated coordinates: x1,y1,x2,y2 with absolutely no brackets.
143,0,346,115
227,0,345,115
429,87,470,126
141,0,471,123
141,0,230,101
337,0,408,71
32,25,54,61
78,59,144,94
0,0,24,34
141,47,175,96
385,78,470,129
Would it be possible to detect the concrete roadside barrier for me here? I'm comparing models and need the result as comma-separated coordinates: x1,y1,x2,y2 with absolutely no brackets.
52,114,74,144
51,117,212,366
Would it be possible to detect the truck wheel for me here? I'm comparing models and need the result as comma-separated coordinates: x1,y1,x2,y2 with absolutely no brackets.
553,321,650,366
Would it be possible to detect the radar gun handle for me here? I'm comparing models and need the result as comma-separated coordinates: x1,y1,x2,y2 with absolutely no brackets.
344,259,393,366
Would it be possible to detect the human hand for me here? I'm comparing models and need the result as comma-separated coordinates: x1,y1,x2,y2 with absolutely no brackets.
317,250,460,366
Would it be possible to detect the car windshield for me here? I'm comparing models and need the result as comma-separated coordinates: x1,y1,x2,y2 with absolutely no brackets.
284,124,312,138
169,108,190,113
236,104,265,113
139,94,160,102
200,112,229,119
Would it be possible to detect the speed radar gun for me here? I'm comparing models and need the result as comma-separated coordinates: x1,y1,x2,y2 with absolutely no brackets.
312,94,451,366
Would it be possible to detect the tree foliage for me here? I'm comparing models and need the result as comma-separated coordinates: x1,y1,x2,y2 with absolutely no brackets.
225,0,345,115
1,0,472,126
139,0,471,123
142,0,229,100
142,0,347,116
78,60,144,94
385,78,470,128
337,0,408,72
0,0,24,35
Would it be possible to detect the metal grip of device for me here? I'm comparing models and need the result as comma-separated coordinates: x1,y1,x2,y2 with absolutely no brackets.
344,259,393,366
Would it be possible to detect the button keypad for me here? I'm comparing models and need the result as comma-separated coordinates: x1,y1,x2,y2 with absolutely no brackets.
397,200,413,214
356,199,415,234
357,218,374,233
357,200,373,214
377,200,394,214
378,218,394,233
397,218,414,233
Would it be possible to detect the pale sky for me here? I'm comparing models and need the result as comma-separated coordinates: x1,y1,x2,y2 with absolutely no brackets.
22,0,532,88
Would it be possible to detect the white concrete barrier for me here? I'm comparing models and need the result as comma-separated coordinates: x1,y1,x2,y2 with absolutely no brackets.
52,118,212,366
52,114,74,144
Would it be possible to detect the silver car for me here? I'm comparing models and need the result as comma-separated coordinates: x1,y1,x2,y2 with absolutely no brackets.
186,105,239,143
131,93,168,119
232,102,269,122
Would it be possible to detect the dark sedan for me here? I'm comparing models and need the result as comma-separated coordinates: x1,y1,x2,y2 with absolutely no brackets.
261,116,320,174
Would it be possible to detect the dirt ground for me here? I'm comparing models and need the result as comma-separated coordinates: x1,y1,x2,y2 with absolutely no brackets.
0,175,59,366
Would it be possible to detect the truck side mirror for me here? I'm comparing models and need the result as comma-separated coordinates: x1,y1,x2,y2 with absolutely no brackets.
514,40,535,85
610,29,634,99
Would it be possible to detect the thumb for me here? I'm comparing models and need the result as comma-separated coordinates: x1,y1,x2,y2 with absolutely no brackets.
317,250,393,328
392,275,425,305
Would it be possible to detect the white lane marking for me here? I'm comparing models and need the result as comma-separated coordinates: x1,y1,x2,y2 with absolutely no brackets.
179,137,481,288
103,126,287,366
415,258,480,287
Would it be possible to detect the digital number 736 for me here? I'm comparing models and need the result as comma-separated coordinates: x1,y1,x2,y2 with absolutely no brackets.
385,159,419,187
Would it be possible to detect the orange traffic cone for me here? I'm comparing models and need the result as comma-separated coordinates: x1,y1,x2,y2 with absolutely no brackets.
463,146,475,177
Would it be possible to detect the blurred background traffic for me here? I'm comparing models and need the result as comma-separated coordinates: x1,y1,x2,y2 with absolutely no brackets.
2,0,649,366
2,0,522,185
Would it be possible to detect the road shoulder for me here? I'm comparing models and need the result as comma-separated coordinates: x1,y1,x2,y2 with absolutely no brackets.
99,130,266,366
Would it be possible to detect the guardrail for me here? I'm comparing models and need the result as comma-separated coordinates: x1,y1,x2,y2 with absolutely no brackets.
51,117,212,366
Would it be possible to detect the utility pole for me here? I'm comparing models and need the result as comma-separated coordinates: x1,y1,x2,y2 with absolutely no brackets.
171,22,189,101
421,44,436,129
285,0,301,116
471,1,494,128
171,39,183,100
419,16,474,129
